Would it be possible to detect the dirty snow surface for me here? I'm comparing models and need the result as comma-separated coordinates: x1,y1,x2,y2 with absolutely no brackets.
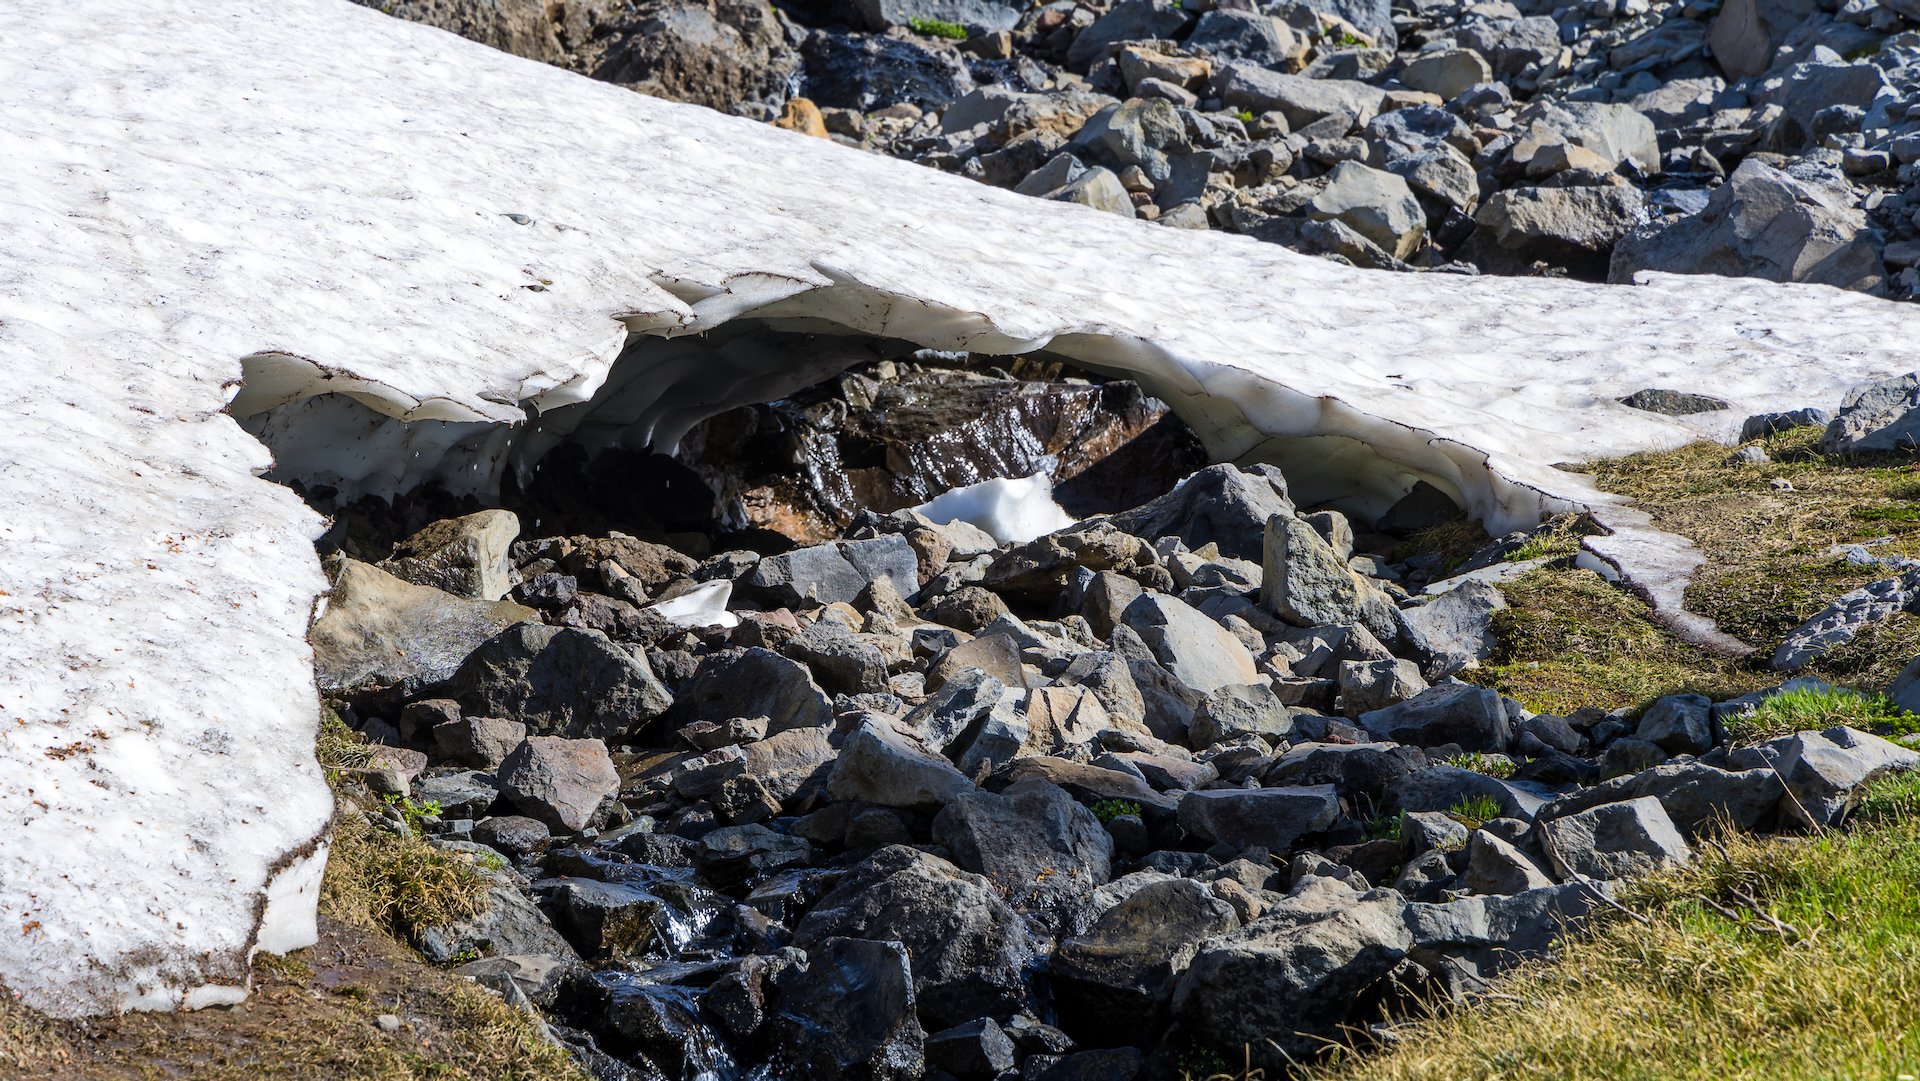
2,0,1918,1016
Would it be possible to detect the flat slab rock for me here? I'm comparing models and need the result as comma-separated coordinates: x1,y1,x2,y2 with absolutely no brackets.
4,0,1920,1016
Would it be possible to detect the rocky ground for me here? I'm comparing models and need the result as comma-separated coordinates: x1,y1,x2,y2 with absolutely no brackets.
369,0,1917,295
268,352,1920,1081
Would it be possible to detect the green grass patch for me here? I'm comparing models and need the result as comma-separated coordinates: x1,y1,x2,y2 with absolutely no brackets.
1308,774,1920,1080
1440,752,1515,779
908,16,968,39
1091,798,1142,824
1445,795,1501,829
1723,684,1920,744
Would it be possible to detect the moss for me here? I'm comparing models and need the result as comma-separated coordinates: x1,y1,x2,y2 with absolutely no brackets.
908,16,968,39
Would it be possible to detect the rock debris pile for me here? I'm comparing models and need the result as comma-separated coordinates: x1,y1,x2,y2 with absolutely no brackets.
317,432,1919,1077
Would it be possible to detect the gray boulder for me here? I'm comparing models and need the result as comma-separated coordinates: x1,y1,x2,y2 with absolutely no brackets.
1172,884,1411,1068
1052,878,1240,1031
1403,881,1601,982
496,736,619,833
1120,593,1259,696
770,937,925,1081
1398,48,1491,101
1267,741,1425,804
1308,161,1425,260
379,509,520,601
1261,513,1397,641
1538,760,1782,835
1069,98,1189,185
1770,569,1920,671
1395,580,1505,681
1741,407,1830,441
1610,158,1885,294
1539,796,1692,880
748,535,920,608
1464,830,1553,894
1191,682,1294,747
1338,658,1428,717
933,778,1113,920
827,718,975,810
1185,9,1300,69
1213,64,1387,132
1634,693,1717,755
670,647,833,733
1104,463,1294,562
1359,683,1511,752
1760,61,1891,153
1067,0,1191,70
1177,785,1340,851
795,846,1035,1028
1822,373,1920,455
447,623,672,742
310,557,537,702
852,0,1022,34
1771,726,1920,829
925,1019,1017,1080
417,875,574,962
1472,185,1647,279
1390,764,1544,820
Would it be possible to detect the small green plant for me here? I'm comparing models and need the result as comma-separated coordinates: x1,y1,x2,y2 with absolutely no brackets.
475,852,506,873
1332,27,1364,46
908,16,968,39
1725,685,1920,743
1446,794,1502,829
448,948,481,965
1442,752,1516,779
1091,799,1143,824
316,709,373,778
1235,108,1255,123
382,793,444,837
1849,504,1920,524
1363,812,1402,842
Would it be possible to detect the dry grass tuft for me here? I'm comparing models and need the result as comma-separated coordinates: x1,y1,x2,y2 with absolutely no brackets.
1308,773,1920,1081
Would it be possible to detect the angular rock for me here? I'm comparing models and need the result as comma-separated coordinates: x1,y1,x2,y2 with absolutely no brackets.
670,647,833,734
311,557,537,702
1308,161,1425,260
380,509,520,601
432,715,528,770
769,937,925,1081
933,778,1113,919
1394,580,1505,680
1191,682,1293,748
1398,49,1491,102
1821,373,1920,455
1338,658,1428,717
1214,64,1387,132
924,1018,1018,1079
1261,513,1396,641
1105,463,1293,562
1770,569,1920,672
1473,186,1647,279
1539,796,1692,881
741,725,838,804
1463,830,1553,894
1634,693,1717,756
795,846,1035,1029
1067,0,1191,70
1177,785,1340,852
748,535,920,609
1120,592,1259,696
447,623,671,742
1403,881,1601,982
496,736,619,833
1359,683,1510,752
1267,742,1424,804
827,718,975,810
1051,878,1239,1033
1772,726,1920,829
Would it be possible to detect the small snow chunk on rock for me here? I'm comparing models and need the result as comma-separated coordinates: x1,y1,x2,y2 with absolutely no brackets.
912,472,1077,546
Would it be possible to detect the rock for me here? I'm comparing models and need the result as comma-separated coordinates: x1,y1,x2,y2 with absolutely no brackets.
471,815,549,858
800,29,973,113
1472,186,1647,279
795,846,1035,1028
786,621,889,696
1541,761,1782,835
1105,464,1294,563
1464,830,1553,893
1191,682,1294,747
1708,0,1818,78
1515,101,1660,176
1390,764,1543,820
1002,756,1180,816
852,0,1023,34
1761,61,1891,153
1539,796,1691,881
1634,693,1717,755
432,715,527,770
447,623,672,742
538,877,680,957
1610,159,1885,294
1049,168,1136,217
1055,651,1150,735
1268,742,1424,804
455,952,580,1009
749,535,921,609
933,778,1113,919
827,718,975,810
921,586,1013,633
416,875,575,963
1770,569,1920,671
1601,737,1668,779
1821,373,1920,455
1403,881,1601,982
1052,878,1239,1035
1213,64,1387,133
741,725,839,804
1394,580,1505,680
1261,514,1396,640
413,770,501,820
1172,886,1411,1068
670,647,833,734
584,0,799,111
1741,408,1831,441
1397,49,1491,102
1177,785,1340,851
769,937,925,1081
925,1018,1018,1079
496,736,619,833
907,667,1012,752
310,558,537,703
1069,98,1189,185
984,523,1151,602
1032,1048,1145,1081
1338,658,1428,717
1067,0,1192,71
699,823,816,885
1619,389,1732,416
1185,10,1301,70
1359,683,1510,752
1023,685,1111,758
1307,161,1425,260
1120,593,1259,696
1771,726,1920,829
380,509,519,601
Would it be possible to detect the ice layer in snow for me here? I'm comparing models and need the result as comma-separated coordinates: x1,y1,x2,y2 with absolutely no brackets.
2,0,1919,1015
913,473,1080,545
